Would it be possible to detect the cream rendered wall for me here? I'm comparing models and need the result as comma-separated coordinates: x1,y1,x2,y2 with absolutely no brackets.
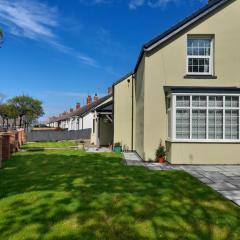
135,57,145,158
168,142,240,165
113,75,133,150
139,0,240,162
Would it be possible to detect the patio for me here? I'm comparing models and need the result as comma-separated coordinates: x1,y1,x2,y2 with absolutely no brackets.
179,165,240,206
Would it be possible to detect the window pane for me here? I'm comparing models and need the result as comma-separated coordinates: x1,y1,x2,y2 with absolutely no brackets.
225,96,239,108
192,96,207,107
209,96,223,108
176,109,190,139
188,39,194,48
187,47,193,56
208,110,223,139
192,110,207,139
225,110,239,139
176,96,190,107
187,39,211,56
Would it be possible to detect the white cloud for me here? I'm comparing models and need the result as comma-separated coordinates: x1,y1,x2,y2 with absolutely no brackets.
0,0,58,40
129,0,205,9
129,0,145,9
78,0,112,6
78,54,100,68
0,0,98,67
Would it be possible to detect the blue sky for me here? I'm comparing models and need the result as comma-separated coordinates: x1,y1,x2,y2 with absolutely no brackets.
0,0,207,120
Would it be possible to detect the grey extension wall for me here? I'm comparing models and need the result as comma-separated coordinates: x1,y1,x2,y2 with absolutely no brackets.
27,129,91,142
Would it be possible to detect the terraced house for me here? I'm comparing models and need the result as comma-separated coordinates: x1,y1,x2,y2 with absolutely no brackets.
113,0,240,164
47,93,113,146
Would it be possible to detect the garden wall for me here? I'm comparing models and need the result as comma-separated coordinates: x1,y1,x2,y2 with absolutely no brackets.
0,129,26,168
26,129,91,142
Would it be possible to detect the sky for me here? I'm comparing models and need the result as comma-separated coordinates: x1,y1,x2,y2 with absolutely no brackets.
0,0,207,121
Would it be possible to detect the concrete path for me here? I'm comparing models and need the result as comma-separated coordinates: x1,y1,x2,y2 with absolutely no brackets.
178,165,240,206
86,147,111,153
122,152,145,166
123,152,175,170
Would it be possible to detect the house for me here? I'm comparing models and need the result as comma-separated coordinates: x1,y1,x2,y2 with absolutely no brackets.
113,0,240,164
91,94,113,146
47,93,113,146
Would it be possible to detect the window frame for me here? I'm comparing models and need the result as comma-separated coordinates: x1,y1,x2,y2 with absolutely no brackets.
186,36,214,76
168,93,240,143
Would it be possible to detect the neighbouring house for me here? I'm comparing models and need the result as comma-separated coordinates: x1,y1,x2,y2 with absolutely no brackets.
113,0,240,164
47,93,113,146
91,95,113,146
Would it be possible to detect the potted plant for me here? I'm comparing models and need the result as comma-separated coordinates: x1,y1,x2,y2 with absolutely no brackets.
113,142,122,153
155,143,166,163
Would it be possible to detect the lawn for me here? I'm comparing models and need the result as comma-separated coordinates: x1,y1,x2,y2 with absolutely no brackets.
21,140,78,149
0,150,239,240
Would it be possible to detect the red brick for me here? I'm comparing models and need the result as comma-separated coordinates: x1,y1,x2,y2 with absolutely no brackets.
0,136,2,168
0,133,11,161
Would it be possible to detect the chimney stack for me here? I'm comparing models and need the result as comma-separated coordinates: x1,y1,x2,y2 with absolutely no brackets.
87,95,92,105
108,87,113,95
94,94,98,102
76,102,81,110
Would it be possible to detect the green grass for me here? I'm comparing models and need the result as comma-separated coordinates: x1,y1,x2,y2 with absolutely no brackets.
0,150,240,240
21,141,78,149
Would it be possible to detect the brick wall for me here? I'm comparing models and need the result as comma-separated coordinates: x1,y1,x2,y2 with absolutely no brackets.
0,129,26,168
0,136,2,168
1,133,11,161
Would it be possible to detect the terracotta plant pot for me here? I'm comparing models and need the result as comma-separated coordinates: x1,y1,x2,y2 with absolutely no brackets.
159,156,165,164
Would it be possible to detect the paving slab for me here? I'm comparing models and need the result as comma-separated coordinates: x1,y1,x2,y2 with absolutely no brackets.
180,165,240,206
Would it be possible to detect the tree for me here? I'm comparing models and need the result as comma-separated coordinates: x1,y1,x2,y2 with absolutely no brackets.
7,104,19,128
8,95,44,128
0,104,9,127
0,103,18,129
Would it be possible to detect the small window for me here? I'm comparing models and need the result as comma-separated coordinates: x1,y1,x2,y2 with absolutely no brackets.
187,37,213,75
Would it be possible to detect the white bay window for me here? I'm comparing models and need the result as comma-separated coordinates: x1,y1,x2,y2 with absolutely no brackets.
168,94,240,142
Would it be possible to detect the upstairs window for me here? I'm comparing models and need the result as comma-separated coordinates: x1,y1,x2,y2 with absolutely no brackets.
187,37,213,75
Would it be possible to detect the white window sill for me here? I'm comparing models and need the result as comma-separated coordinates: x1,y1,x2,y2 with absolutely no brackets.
184,74,217,79
166,139,240,144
